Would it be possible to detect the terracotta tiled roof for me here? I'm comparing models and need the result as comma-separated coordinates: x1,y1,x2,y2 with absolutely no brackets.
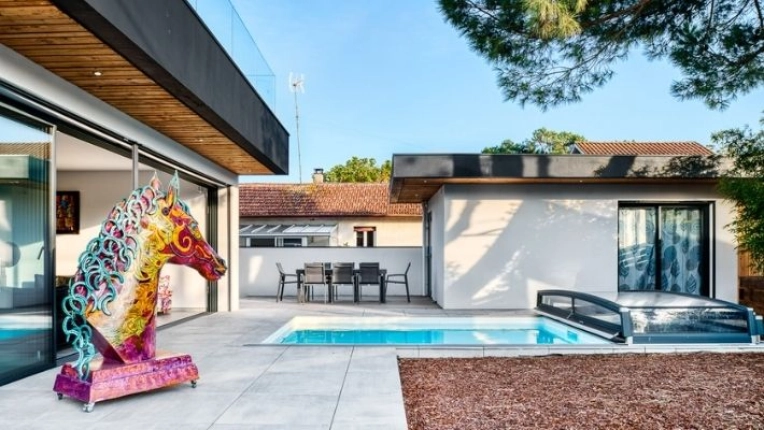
574,141,714,156
240,183,422,217
0,142,50,159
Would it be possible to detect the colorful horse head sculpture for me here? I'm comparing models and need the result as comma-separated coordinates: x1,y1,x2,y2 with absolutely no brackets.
62,174,226,379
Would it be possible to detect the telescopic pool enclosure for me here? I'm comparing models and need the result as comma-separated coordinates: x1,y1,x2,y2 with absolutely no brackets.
536,290,764,344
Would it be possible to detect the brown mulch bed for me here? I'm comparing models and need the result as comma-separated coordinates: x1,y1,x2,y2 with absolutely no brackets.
399,353,764,430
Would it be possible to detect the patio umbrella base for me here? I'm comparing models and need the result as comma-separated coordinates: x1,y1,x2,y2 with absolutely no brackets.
53,351,199,412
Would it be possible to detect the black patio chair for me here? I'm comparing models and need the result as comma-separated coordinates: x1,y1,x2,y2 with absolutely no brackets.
385,262,411,302
331,262,356,302
276,262,299,302
356,262,384,303
302,262,329,303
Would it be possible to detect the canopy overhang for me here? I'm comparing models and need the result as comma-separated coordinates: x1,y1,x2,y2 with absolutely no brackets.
390,154,731,203
0,0,288,175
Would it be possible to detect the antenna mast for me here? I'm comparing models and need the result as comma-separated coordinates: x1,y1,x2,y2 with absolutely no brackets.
289,73,305,183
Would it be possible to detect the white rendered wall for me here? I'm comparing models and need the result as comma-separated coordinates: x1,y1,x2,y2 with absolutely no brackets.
220,185,237,311
427,188,446,305
435,183,737,310
240,216,422,247
239,246,422,299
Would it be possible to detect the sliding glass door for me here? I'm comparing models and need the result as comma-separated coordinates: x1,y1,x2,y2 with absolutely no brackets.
0,106,52,385
618,204,708,296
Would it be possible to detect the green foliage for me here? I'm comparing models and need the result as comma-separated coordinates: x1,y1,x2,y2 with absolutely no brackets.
481,128,585,154
324,157,391,183
715,116,764,271
438,0,764,109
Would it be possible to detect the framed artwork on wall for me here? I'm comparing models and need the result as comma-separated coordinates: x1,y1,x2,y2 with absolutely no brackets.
56,191,79,234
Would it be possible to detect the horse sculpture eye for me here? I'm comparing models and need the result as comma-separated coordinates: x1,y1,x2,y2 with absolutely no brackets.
162,207,170,216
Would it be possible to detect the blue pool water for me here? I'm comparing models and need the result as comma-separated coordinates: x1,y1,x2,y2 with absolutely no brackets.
281,328,584,344
0,329,45,341
265,316,610,345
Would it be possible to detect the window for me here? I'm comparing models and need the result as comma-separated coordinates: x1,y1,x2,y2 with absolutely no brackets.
239,224,334,247
247,238,275,248
618,203,710,296
280,238,303,247
354,227,376,247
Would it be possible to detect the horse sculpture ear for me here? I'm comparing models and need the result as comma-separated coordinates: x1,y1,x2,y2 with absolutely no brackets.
149,172,162,191
166,172,180,206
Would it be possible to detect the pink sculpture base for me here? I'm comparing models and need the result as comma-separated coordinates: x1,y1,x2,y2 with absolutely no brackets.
53,351,199,411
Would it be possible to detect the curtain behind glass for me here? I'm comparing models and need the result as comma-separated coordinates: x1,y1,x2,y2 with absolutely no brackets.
618,207,657,291
660,207,703,294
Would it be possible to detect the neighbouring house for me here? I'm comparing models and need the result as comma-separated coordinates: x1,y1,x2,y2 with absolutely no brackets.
0,1,288,386
239,170,423,248
390,143,737,310
571,141,714,156
237,170,424,298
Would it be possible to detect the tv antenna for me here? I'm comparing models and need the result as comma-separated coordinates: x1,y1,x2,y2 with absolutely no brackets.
289,72,305,183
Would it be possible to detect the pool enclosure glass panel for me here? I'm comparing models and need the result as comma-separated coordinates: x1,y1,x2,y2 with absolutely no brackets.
537,290,759,344
618,205,708,296
0,106,52,385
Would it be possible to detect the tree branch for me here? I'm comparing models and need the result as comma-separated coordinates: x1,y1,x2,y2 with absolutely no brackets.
465,0,500,22
754,0,764,28
581,0,653,29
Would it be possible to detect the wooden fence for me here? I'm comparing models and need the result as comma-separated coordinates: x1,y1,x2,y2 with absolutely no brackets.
738,248,764,314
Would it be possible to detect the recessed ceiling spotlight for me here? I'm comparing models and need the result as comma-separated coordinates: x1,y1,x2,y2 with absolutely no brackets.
93,71,102,76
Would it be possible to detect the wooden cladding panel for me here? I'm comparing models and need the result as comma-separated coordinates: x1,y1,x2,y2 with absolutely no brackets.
0,0,272,175
739,249,763,277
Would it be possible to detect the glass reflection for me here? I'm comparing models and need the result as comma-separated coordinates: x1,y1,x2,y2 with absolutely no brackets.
0,108,52,385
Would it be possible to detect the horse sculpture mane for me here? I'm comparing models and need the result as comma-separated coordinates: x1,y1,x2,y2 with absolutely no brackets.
62,174,226,379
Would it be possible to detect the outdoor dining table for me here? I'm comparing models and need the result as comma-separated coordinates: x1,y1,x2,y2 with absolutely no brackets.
295,267,387,303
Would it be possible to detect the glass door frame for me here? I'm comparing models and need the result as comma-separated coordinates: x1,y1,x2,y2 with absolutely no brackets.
0,101,56,384
618,201,713,297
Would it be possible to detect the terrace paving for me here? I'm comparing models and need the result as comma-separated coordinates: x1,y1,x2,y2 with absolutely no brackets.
1,296,762,429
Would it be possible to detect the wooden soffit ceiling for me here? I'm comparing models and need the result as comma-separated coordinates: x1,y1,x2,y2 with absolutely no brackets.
0,0,276,175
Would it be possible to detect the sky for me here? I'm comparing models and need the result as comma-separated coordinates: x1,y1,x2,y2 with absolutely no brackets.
232,0,764,184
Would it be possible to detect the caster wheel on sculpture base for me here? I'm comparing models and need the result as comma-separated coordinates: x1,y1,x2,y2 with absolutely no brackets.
83,402,94,413
56,393,63,400
191,380,197,388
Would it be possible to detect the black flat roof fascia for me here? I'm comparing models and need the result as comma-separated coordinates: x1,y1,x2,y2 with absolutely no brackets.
391,154,732,180
52,0,288,174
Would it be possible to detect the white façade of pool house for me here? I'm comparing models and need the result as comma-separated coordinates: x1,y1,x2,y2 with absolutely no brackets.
390,153,738,310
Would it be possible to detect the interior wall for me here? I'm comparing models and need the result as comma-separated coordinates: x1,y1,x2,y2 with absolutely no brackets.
56,170,211,311
438,183,736,310
55,171,132,276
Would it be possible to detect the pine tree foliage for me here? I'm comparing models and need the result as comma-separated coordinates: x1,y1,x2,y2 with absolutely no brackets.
482,128,585,154
439,0,764,109
716,116,764,271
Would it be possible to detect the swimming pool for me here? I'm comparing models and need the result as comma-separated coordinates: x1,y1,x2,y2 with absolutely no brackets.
262,316,611,345
0,328,45,341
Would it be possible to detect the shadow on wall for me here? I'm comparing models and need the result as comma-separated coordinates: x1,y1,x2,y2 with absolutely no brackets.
444,195,616,309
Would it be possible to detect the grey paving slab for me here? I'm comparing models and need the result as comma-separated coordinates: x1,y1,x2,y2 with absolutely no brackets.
333,394,408,429
346,347,401,373
340,371,403,397
216,393,336,427
247,371,345,396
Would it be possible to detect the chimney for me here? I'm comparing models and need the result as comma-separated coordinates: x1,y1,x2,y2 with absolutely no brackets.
312,168,324,184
